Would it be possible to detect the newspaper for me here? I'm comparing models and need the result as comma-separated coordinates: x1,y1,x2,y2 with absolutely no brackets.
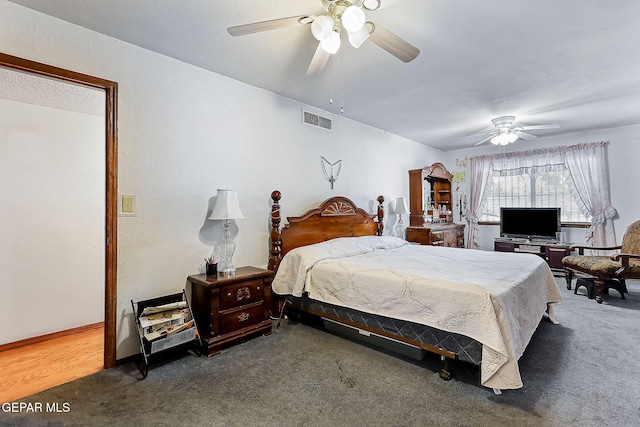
139,309,185,329
140,300,187,316
145,320,194,342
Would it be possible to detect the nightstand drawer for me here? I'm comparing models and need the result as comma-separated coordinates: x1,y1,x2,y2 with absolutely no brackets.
406,227,431,245
220,280,265,310
220,302,263,334
430,231,444,245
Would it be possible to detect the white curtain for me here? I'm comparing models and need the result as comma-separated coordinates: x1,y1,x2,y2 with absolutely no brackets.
491,146,566,176
466,156,493,249
467,142,616,249
563,142,617,247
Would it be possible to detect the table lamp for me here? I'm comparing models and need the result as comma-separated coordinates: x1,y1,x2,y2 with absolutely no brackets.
394,197,410,238
208,189,244,276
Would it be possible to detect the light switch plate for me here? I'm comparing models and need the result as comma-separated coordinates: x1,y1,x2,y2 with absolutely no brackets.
119,194,137,217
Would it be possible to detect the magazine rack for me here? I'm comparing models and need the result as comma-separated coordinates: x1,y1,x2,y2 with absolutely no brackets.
131,290,201,379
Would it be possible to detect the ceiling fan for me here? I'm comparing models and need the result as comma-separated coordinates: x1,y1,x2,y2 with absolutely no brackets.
473,116,560,146
227,0,420,75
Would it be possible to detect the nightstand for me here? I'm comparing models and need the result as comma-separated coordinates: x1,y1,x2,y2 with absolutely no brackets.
188,266,274,356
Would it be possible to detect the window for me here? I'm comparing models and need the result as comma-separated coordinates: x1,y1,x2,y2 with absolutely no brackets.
481,169,591,223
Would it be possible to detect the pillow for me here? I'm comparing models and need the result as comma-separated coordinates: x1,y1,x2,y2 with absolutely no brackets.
355,235,408,250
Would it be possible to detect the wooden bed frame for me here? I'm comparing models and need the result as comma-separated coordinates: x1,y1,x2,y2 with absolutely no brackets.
267,190,468,380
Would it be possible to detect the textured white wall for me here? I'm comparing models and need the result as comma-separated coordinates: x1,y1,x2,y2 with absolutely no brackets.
442,126,640,250
1,2,443,358
0,97,105,344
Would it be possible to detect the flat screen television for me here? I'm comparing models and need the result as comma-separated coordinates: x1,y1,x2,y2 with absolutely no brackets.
500,207,561,240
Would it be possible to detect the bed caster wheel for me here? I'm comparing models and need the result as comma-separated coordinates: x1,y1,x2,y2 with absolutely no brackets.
439,369,452,381
566,283,572,290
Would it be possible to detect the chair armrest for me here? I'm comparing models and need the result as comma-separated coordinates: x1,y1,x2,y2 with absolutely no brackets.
610,253,640,261
568,245,621,255
611,253,640,276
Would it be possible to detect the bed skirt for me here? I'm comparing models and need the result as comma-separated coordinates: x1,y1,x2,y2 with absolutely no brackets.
285,294,483,366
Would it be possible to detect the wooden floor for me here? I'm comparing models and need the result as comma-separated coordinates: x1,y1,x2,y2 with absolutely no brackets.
0,327,104,403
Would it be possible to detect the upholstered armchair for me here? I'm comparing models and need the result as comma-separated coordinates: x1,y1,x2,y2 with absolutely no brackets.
562,220,640,303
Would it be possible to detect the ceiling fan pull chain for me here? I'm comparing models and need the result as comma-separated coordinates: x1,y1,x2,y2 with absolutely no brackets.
340,46,345,114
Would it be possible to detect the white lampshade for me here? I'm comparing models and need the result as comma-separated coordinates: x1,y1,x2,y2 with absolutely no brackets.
341,6,366,32
395,197,410,215
490,134,503,145
208,189,245,220
320,30,341,54
311,15,334,41
490,132,518,146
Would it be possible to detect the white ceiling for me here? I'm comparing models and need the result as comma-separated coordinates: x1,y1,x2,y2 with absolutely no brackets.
0,67,104,116
9,0,640,151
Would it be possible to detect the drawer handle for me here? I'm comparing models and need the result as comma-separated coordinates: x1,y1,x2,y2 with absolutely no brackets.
238,312,250,322
237,287,250,301
227,292,232,298
256,286,260,291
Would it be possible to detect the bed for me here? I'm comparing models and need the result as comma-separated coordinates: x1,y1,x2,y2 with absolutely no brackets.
267,190,562,392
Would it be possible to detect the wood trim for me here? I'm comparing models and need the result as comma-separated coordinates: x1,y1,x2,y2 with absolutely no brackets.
0,322,104,352
104,78,118,369
423,162,453,181
0,52,118,369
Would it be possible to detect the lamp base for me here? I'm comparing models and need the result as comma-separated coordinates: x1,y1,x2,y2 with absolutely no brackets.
218,267,236,278
214,237,237,278
395,216,406,239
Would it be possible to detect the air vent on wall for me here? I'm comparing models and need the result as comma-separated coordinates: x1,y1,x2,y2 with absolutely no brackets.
302,109,332,131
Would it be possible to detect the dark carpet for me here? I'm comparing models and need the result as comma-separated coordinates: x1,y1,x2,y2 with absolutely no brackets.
1,279,639,427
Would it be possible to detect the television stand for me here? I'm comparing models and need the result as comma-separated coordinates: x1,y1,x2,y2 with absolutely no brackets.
494,238,571,276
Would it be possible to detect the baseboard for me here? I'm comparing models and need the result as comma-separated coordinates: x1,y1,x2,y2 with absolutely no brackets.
0,322,104,352
115,353,138,366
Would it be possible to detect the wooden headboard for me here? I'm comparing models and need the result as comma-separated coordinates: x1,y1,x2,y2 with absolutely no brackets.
268,190,385,272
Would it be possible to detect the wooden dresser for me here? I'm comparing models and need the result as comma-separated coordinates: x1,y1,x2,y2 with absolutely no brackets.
407,224,465,247
407,163,465,248
188,266,274,356
429,223,465,247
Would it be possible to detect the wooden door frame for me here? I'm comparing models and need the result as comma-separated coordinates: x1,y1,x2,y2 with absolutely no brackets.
0,52,118,368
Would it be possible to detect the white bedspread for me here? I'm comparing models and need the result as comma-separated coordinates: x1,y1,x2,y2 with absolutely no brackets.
272,236,562,390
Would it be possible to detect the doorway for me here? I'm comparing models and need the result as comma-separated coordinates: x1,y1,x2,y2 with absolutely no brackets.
0,52,117,368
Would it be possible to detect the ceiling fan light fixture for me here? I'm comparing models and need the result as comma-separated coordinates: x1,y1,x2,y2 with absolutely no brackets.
347,24,370,48
341,6,366,32
320,30,341,54
362,0,381,11
490,131,518,145
311,15,334,41
490,134,506,145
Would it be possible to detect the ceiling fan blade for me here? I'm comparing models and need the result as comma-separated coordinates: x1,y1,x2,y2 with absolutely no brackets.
519,124,560,130
374,0,408,10
228,15,310,37
474,135,494,146
307,43,331,76
459,131,492,139
368,23,420,63
516,131,537,140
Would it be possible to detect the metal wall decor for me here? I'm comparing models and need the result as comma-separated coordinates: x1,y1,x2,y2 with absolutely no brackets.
321,156,342,189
